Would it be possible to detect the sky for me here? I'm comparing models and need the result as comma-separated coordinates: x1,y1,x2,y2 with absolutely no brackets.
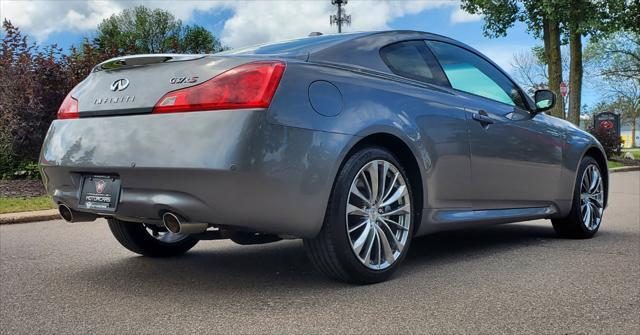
0,0,598,106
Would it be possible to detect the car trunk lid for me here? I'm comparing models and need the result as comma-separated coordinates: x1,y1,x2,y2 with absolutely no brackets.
71,54,262,117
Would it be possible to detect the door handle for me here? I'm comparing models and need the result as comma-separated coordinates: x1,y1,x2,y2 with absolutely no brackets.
472,111,495,125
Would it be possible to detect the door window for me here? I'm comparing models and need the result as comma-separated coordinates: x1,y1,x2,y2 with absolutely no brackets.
427,41,527,109
380,41,449,87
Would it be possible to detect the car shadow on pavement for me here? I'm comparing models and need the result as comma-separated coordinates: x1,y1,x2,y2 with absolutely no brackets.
407,222,557,260
70,221,562,294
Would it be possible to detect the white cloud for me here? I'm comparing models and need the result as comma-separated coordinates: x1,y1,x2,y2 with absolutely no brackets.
450,7,481,24
220,1,455,48
1,0,464,48
1,0,125,41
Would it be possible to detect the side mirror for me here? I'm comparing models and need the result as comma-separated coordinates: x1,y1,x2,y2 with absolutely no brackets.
534,89,556,112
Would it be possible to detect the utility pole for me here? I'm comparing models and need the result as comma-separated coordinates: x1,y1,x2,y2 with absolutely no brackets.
330,0,351,33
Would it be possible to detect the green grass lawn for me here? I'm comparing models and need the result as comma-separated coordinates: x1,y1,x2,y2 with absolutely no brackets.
0,196,56,214
622,148,640,160
607,161,625,169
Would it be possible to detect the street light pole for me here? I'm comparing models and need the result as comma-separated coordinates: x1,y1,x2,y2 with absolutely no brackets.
330,0,351,33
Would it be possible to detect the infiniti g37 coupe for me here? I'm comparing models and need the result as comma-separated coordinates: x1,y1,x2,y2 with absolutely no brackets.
40,31,608,284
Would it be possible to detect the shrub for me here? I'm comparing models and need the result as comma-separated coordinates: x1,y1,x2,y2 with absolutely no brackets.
588,126,623,159
1,20,67,166
0,161,41,180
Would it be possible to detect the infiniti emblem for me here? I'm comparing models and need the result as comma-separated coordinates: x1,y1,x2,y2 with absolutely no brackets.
110,78,130,91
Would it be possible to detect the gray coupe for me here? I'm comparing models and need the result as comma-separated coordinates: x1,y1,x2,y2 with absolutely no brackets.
40,31,608,283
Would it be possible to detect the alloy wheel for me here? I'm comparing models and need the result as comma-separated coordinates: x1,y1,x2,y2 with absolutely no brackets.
346,159,411,270
580,164,604,231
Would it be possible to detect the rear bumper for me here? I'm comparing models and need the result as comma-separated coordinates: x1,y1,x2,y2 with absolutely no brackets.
39,110,353,238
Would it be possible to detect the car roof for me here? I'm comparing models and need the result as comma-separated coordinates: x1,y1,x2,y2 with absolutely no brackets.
217,32,371,59
218,30,476,70
217,30,517,97
219,31,457,57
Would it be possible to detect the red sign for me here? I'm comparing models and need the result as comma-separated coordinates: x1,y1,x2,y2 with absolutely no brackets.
599,120,614,129
560,82,568,97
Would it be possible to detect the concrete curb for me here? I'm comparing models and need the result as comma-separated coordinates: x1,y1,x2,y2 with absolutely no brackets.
0,209,60,225
610,166,640,173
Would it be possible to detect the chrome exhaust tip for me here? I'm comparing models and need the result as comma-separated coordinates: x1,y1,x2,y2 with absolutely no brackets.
162,212,182,233
162,212,208,234
58,204,97,223
58,204,74,222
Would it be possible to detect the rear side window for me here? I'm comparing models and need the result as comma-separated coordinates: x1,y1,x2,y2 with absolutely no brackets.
380,41,449,87
426,40,527,109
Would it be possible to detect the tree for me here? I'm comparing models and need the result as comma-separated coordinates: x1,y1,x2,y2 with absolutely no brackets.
461,0,566,119
461,0,631,124
510,46,569,94
0,20,68,173
586,32,640,81
95,6,224,55
557,0,627,126
586,32,640,147
181,25,224,54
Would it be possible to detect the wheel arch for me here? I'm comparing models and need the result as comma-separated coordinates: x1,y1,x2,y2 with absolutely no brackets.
333,131,426,233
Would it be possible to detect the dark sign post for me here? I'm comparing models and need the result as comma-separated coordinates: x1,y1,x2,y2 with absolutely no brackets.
594,112,621,137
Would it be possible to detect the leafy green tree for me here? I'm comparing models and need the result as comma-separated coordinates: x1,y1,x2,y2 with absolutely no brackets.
557,0,628,126
0,20,68,174
460,0,631,124
95,6,224,55
586,32,640,147
461,0,566,119
181,25,225,54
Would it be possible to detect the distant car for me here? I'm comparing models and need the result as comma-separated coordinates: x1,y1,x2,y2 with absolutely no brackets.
41,31,608,284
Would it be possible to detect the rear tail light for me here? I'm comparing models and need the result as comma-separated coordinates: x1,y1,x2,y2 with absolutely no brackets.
57,93,79,119
153,61,286,114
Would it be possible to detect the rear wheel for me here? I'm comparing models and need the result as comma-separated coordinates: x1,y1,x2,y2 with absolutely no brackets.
304,147,414,284
108,218,199,257
552,156,605,239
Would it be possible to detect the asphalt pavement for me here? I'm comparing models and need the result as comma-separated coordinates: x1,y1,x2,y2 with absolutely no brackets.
1,171,638,334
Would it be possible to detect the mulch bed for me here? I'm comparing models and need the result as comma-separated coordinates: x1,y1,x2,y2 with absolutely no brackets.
0,180,47,198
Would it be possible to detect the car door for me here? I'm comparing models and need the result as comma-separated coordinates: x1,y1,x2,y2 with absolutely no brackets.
379,40,473,210
426,40,564,210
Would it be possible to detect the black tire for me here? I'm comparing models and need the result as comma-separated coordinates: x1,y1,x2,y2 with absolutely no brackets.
108,218,199,257
552,156,604,239
304,146,415,284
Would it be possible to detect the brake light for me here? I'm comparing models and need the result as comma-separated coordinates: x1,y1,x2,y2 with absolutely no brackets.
153,61,286,114
57,93,79,119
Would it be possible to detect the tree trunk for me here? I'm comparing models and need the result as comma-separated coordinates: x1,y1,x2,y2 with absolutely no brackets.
568,30,583,126
544,18,565,119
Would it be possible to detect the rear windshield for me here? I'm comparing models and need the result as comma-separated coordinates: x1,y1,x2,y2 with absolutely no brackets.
219,33,365,56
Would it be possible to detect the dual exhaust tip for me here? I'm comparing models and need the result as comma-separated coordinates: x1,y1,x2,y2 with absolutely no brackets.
58,204,97,223
59,204,206,235
162,212,208,234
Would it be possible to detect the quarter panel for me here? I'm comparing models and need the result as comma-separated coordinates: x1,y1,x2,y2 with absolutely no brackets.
269,62,474,210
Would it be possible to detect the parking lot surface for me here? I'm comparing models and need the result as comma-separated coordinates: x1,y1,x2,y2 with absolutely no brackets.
1,171,638,334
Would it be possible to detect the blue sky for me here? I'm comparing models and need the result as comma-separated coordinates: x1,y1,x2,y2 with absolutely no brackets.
0,0,598,107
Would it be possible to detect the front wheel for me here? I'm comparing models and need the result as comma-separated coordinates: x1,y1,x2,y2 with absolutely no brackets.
304,147,415,284
108,219,199,257
552,156,605,239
